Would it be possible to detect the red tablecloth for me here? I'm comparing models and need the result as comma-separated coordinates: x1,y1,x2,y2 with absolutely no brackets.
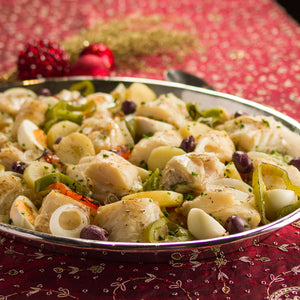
0,1,300,299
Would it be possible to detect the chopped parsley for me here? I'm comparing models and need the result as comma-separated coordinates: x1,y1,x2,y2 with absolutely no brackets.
262,119,270,127
170,181,187,190
163,211,169,218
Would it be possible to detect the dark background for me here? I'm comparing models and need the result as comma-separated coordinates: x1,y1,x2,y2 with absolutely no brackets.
276,0,300,23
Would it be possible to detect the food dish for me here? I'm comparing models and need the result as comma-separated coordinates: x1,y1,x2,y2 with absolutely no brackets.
0,77,299,263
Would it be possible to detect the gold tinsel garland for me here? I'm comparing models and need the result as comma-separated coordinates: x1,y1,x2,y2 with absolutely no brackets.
1,14,202,83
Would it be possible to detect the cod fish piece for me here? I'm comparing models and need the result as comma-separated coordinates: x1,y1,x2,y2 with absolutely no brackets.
82,150,148,203
79,116,133,154
160,152,226,194
129,130,182,167
136,93,190,128
180,187,261,228
34,190,90,234
195,130,235,163
95,198,162,242
218,115,300,157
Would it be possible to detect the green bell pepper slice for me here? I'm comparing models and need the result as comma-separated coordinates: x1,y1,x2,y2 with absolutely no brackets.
186,103,225,127
34,172,90,196
142,168,161,191
143,216,193,243
276,200,300,219
70,80,95,96
252,162,300,224
125,118,137,141
44,100,96,132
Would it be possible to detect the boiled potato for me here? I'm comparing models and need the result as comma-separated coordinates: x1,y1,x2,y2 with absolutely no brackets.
224,162,242,180
110,83,127,103
54,132,95,165
23,161,55,189
122,190,183,207
126,82,156,105
147,146,186,171
179,121,211,139
47,120,80,149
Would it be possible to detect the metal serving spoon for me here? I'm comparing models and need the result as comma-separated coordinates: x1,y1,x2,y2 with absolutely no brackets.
164,69,215,90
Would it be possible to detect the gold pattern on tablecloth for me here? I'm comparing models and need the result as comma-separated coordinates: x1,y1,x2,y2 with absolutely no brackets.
0,230,299,298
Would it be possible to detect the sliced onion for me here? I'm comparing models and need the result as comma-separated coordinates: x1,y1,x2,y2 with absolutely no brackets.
23,148,44,162
194,137,210,152
247,151,285,165
208,178,253,194
229,189,251,203
265,189,296,220
49,204,89,238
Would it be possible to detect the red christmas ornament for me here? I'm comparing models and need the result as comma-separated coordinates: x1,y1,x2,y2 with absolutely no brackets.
80,43,114,71
70,54,110,76
17,40,70,80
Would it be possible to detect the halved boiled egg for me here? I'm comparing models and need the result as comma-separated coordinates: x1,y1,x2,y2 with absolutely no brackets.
10,195,39,230
17,119,47,150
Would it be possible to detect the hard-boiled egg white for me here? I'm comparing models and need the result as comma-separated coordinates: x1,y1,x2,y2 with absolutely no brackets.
10,195,38,230
17,119,47,150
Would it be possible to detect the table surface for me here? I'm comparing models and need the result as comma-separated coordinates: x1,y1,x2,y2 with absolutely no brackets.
0,0,300,299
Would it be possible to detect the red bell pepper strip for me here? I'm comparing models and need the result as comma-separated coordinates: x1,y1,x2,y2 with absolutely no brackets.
49,182,99,210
